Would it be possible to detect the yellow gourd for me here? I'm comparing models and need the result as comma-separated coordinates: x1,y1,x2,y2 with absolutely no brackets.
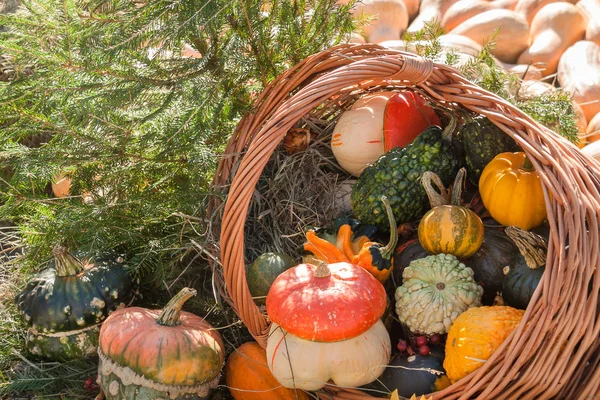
449,10,530,64
444,306,525,383
517,2,586,77
352,0,409,43
557,41,600,122
479,152,547,230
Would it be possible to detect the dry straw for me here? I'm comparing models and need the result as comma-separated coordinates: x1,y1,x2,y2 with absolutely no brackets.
209,44,600,399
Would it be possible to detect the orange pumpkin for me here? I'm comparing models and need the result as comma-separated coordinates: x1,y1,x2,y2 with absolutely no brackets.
444,306,525,383
225,342,309,400
479,152,547,230
97,288,224,399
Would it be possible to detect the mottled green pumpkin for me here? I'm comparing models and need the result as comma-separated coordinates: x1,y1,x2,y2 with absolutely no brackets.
246,252,295,306
395,253,483,335
502,226,547,310
97,288,224,400
14,246,137,361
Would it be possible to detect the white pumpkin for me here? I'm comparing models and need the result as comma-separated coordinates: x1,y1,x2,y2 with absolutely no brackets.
332,92,394,177
266,320,391,391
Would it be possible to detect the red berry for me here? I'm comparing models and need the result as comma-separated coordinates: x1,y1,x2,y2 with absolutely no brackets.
397,340,408,352
419,345,430,356
430,334,442,344
416,335,428,347
407,346,415,356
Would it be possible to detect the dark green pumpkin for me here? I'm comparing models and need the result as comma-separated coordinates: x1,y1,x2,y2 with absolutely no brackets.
246,252,295,306
370,348,450,398
502,226,547,310
392,238,430,287
14,246,137,360
462,227,518,305
458,115,520,185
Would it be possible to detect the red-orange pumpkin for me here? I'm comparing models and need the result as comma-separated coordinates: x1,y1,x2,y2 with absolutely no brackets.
266,262,387,342
97,288,224,399
225,341,310,400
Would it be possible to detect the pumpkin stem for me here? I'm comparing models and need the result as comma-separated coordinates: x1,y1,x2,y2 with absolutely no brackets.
522,156,535,171
421,171,449,208
156,287,197,326
313,261,331,278
442,112,458,142
450,168,467,206
52,245,85,276
505,226,547,269
380,196,398,260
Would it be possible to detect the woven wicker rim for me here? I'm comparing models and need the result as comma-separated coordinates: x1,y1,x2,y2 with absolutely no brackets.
211,44,600,400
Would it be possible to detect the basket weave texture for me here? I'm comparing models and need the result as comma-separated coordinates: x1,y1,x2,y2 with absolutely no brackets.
211,44,600,400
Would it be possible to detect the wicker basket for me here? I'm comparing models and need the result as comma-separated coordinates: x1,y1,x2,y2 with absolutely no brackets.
211,44,600,400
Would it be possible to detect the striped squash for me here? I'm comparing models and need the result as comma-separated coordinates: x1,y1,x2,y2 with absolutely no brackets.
418,205,484,258
97,288,225,400
418,169,484,258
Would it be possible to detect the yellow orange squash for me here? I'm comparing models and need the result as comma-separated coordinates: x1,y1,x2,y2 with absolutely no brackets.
479,152,547,230
444,306,525,383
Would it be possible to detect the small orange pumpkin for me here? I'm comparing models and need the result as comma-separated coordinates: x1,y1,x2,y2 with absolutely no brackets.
97,288,224,399
443,305,525,383
479,152,547,230
225,341,309,400
418,169,484,258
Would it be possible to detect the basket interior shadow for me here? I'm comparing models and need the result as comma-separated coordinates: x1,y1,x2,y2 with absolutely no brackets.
207,44,600,400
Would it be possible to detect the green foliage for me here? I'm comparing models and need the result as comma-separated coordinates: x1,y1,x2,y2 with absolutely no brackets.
0,0,356,274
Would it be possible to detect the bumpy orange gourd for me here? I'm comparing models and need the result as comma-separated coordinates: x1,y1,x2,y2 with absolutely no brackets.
418,169,484,258
225,341,309,400
304,196,398,283
444,306,525,383
479,152,547,230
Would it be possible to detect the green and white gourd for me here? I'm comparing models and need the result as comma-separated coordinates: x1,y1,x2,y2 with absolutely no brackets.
14,245,137,360
395,253,483,335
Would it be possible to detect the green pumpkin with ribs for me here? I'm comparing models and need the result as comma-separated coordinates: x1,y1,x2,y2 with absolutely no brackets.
14,246,137,360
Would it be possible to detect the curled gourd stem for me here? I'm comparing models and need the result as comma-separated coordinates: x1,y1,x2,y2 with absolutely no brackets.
421,171,450,208
52,245,85,276
379,196,398,260
505,226,548,269
422,168,467,209
156,287,197,326
450,168,467,207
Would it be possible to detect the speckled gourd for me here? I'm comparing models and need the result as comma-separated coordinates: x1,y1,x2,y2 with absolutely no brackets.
14,246,137,361
395,253,483,335
97,288,225,400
